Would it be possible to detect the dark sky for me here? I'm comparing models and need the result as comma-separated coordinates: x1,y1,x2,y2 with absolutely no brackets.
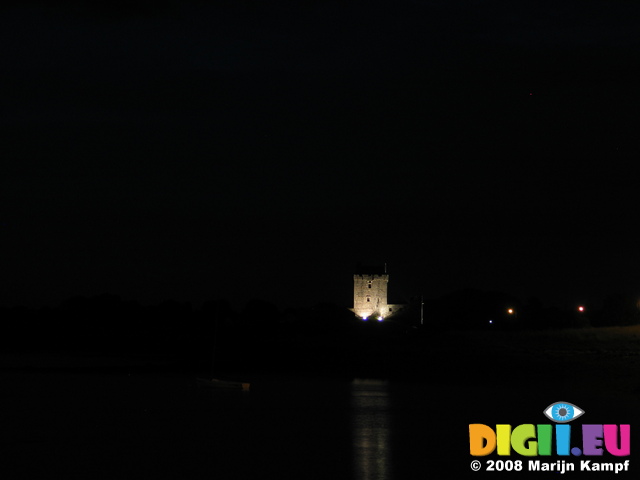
2,1,639,311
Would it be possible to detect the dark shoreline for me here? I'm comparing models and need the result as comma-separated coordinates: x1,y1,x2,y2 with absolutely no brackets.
3,325,640,397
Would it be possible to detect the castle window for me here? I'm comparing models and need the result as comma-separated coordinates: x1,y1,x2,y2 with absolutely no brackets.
389,307,393,312
368,281,372,288
366,296,371,302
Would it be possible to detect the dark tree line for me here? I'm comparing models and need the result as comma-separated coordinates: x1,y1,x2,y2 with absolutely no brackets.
2,290,639,377
425,289,640,331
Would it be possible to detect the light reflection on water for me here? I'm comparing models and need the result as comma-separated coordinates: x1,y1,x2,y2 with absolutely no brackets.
351,379,392,480
3,373,409,480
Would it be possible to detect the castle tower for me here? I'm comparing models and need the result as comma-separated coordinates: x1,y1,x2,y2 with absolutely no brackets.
353,264,390,319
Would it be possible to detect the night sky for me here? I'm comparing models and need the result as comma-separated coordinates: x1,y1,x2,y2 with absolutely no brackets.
2,0,639,311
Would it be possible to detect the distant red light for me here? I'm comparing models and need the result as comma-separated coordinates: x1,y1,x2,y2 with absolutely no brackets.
578,306,585,312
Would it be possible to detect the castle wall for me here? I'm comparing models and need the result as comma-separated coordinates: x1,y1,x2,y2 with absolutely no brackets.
387,304,405,316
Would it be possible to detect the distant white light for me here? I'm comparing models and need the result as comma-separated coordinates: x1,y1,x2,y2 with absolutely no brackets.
362,316,368,321
489,320,493,324
377,316,383,321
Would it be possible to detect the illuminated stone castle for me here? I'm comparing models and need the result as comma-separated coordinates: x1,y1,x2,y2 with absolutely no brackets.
352,264,404,320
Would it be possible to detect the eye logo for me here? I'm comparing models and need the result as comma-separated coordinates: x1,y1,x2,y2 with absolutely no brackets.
543,401,584,423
